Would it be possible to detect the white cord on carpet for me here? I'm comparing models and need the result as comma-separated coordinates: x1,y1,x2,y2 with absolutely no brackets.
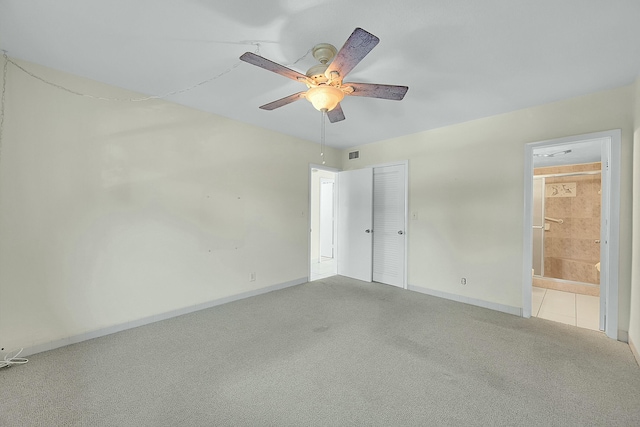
0,348,28,369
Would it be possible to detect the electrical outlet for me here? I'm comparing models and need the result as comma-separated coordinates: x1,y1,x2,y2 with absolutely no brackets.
249,272,256,282
461,278,467,285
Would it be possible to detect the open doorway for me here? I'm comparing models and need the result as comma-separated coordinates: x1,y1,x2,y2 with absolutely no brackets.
531,149,602,330
309,166,338,281
523,130,621,340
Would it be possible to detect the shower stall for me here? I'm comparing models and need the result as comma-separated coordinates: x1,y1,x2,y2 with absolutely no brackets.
532,165,602,295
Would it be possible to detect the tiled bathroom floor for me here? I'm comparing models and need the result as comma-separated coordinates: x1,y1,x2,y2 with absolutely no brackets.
532,286,600,331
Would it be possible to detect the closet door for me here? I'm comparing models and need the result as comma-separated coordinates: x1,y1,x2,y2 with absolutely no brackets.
337,168,373,282
372,165,406,287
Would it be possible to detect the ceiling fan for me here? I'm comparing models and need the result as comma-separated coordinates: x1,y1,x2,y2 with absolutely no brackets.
239,28,408,123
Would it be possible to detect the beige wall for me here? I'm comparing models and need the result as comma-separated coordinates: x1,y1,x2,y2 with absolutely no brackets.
0,58,340,351
341,85,634,338
630,76,640,356
1,55,637,352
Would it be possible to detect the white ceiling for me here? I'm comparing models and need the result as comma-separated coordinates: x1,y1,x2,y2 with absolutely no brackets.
2,0,640,149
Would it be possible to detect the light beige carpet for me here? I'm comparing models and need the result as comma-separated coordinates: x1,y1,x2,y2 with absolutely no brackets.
1,276,639,426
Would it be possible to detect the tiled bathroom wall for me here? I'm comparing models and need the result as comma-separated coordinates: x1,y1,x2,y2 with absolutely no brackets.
534,163,601,286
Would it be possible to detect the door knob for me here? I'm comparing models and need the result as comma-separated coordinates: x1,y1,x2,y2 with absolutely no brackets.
398,231,404,235
365,229,371,233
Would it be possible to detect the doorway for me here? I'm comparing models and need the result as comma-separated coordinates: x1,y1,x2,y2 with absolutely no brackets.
309,166,338,281
531,163,602,330
523,130,621,340
319,178,335,260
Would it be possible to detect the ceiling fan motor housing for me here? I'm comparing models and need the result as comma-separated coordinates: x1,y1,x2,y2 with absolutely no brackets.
306,63,329,85
307,43,339,85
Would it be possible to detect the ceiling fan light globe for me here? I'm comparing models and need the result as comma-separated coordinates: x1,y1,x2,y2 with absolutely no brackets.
306,86,344,112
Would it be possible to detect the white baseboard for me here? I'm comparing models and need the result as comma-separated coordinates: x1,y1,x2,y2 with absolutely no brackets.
21,277,308,357
408,284,522,317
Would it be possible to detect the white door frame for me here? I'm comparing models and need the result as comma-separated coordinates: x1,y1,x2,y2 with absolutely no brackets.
308,164,339,281
522,130,621,340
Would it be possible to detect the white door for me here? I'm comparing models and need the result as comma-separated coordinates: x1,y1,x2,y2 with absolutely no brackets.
373,165,406,287
319,179,334,258
337,168,373,282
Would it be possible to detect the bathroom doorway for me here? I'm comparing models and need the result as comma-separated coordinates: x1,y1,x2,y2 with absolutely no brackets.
523,130,621,339
531,162,602,330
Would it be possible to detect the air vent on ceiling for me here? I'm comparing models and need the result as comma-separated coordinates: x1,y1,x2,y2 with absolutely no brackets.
348,151,359,160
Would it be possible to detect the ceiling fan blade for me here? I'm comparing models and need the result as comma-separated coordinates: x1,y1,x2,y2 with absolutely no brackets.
345,83,409,100
325,28,379,81
259,92,306,110
240,52,310,83
327,104,346,123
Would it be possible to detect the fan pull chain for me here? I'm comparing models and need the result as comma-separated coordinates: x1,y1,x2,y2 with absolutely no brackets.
320,109,326,165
